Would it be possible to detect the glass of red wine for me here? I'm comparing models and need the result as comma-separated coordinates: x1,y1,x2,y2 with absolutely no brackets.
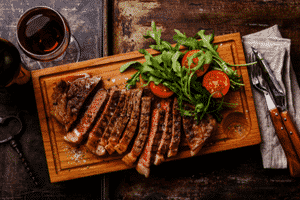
16,6,80,69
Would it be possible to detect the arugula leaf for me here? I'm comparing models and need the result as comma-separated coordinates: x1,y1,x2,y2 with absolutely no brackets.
119,21,247,122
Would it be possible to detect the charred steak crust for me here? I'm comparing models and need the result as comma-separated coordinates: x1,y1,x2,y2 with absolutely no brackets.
122,97,152,166
51,75,101,131
92,89,129,156
136,108,165,178
168,97,182,157
182,104,217,156
63,89,108,145
105,89,139,155
115,89,143,154
154,99,173,165
99,90,127,146
85,88,121,154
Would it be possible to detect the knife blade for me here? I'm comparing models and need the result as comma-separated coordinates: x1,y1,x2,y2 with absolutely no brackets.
252,47,300,162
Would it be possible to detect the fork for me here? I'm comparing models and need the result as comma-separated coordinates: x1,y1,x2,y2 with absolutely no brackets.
248,54,276,110
248,53,300,177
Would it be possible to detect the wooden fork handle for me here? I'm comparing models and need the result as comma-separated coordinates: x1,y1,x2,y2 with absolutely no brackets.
270,108,300,177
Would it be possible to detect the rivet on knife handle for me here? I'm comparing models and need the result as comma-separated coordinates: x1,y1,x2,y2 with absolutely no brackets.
280,110,300,159
269,107,300,177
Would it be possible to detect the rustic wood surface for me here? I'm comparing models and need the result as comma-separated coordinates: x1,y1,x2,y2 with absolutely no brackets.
1,0,300,199
106,0,300,199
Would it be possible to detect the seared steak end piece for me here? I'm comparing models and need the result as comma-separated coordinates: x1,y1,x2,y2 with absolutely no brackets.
182,109,217,156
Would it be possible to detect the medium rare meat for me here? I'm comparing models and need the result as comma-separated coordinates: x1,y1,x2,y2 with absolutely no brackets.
115,89,143,154
182,104,217,156
94,89,128,156
104,89,139,155
85,88,121,154
122,97,152,166
136,107,165,178
51,74,101,131
64,89,108,145
168,97,182,157
154,99,173,165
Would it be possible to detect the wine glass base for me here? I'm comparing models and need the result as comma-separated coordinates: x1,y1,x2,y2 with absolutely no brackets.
20,35,81,70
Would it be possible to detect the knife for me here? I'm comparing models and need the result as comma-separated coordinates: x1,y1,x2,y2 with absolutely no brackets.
252,47,300,175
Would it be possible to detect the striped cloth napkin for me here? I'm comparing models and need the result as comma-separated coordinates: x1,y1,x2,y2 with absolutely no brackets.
242,25,300,169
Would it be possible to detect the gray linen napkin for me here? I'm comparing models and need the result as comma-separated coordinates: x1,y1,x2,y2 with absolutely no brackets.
242,25,300,169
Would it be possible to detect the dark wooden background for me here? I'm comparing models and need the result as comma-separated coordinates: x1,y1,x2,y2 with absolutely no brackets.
1,0,300,199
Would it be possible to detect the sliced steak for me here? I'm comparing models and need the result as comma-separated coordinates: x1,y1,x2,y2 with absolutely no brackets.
115,89,143,154
136,107,165,178
93,89,130,156
104,89,139,155
94,89,127,155
85,88,121,154
122,97,152,166
51,74,101,131
64,89,108,145
182,104,217,156
168,97,182,157
154,99,173,165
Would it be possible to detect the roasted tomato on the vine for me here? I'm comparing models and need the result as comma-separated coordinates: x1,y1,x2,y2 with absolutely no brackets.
202,70,230,98
149,81,174,98
181,50,210,77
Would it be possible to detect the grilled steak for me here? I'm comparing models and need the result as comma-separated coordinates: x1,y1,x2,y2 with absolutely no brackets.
51,74,101,131
94,89,128,155
154,99,173,165
64,89,108,145
136,107,165,178
182,104,217,156
167,97,182,157
104,89,139,155
115,89,143,154
85,88,121,154
122,97,152,166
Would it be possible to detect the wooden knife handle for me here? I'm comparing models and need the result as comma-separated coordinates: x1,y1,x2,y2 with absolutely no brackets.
270,108,300,177
280,110,300,158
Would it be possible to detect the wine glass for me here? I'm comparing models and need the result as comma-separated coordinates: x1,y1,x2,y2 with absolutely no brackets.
16,6,80,69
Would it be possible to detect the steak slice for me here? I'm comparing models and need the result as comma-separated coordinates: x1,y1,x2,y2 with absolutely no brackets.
104,89,139,155
168,97,182,157
182,104,217,156
51,74,101,131
95,89,127,155
64,89,108,145
136,107,165,178
115,89,143,154
122,97,152,166
154,99,173,165
85,88,121,154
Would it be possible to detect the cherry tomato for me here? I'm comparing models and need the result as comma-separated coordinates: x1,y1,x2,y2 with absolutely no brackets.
181,50,210,77
202,70,230,98
149,81,174,98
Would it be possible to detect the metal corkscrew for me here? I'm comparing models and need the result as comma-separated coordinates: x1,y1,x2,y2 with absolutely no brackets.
0,113,39,186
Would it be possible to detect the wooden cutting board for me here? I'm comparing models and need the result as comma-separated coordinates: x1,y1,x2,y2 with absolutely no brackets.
31,32,261,183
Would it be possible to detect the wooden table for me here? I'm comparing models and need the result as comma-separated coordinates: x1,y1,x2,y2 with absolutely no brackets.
1,0,300,199
106,0,300,199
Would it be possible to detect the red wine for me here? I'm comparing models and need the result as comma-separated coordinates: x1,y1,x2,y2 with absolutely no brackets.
0,38,21,87
17,8,66,55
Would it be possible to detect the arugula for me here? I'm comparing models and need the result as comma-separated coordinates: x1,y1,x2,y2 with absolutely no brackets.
119,21,247,122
